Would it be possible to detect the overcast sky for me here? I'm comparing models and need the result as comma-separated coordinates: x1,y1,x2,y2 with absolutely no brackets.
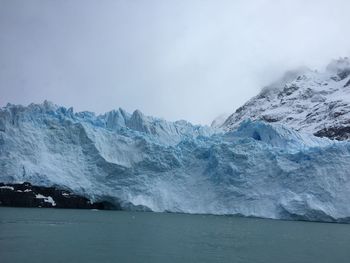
1,0,350,124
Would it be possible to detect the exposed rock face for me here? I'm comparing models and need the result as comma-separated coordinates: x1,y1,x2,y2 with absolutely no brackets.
0,182,117,209
222,58,350,140
314,126,350,141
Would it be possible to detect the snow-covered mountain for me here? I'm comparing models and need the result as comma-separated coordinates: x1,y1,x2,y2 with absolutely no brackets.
1,101,350,222
222,57,350,140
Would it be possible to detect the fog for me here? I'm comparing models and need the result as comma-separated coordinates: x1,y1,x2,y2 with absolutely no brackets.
1,0,350,124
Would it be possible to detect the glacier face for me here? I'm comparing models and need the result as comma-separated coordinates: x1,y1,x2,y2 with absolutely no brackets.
1,102,350,222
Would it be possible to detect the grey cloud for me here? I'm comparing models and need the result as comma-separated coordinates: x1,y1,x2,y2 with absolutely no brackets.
1,0,350,124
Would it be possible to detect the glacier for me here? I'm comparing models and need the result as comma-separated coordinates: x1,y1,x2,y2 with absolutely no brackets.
1,101,350,222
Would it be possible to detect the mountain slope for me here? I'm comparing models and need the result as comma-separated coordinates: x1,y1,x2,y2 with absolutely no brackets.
222,58,350,140
1,102,350,222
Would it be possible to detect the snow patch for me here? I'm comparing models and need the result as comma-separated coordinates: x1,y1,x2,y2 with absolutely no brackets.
35,194,56,206
0,186,14,190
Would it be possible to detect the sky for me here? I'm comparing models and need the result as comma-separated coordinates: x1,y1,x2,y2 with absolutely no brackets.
1,0,350,125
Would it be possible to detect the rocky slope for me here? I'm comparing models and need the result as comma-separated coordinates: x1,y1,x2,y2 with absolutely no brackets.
1,102,350,222
221,58,350,140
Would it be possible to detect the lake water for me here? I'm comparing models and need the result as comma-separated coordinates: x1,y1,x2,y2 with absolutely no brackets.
1,207,350,263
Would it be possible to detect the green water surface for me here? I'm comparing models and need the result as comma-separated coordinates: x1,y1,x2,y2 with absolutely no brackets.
1,207,350,263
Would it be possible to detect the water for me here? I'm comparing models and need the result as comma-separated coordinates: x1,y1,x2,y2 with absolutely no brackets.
1,208,350,263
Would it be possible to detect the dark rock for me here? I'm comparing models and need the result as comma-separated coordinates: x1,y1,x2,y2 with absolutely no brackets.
344,79,350,88
314,126,350,141
338,69,350,81
277,84,299,98
0,182,119,210
261,115,281,123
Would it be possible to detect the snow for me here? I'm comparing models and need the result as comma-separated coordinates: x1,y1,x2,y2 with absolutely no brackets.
1,100,350,222
0,186,14,190
35,194,56,206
